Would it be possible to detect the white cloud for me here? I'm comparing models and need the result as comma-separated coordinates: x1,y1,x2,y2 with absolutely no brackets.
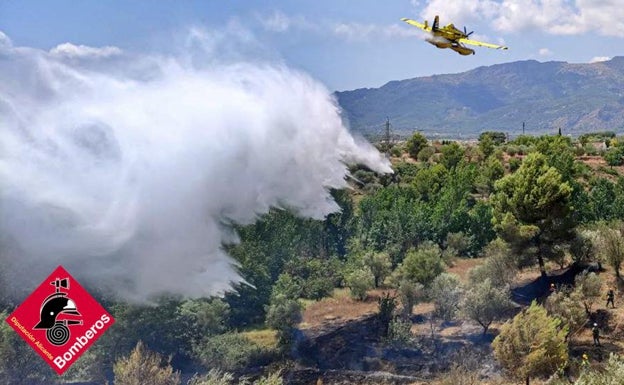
333,22,420,41
0,30,12,50
262,10,291,32
50,43,122,59
257,11,418,41
539,48,553,56
257,10,316,33
416,0,624,37
419,0,500,27
590,56,611,63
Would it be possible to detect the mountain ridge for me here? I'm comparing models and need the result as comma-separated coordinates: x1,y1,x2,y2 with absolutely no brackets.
336,57,624,138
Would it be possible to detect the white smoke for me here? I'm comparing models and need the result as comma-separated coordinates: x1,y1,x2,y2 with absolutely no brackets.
0,30,391,301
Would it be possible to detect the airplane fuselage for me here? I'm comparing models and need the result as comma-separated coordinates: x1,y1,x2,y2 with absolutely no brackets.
425,37,474,55
427,19,475,55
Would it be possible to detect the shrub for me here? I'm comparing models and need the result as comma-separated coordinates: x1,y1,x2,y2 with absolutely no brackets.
493,302,568,385
187,370,234,385
395,242,444,287
345,267,374,300
390,145,403,157
364,252,392,287
270,273,303,301
265,294,302,349
583,143,598,156
193,333,264,372
445,232,471,256
406,132,428,159
417,146,435,162
575,354,624,384
377,293,397,337
113,341,180,385
386,318,413,346
508,157,521,172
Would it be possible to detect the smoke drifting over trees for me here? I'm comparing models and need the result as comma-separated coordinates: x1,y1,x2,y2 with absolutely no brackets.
0,30,391,301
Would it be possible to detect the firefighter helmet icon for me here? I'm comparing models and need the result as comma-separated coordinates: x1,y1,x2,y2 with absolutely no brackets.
33,277,82,346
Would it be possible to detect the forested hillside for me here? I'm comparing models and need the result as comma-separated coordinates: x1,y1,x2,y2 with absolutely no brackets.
4,131,624,384
336,57,624,137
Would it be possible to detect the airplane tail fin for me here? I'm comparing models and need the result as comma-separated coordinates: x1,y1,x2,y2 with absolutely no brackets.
432,15,439,31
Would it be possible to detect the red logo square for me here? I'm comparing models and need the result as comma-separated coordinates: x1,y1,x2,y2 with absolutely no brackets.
5,265,114,375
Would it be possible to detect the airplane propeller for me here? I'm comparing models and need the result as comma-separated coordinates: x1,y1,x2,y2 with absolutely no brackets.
463,26,474,37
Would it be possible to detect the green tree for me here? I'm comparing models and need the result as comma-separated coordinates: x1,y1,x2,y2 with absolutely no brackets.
62,348,106,384
588,178,616,221
440,142,465,170
478,134,495,159
193,333,264,372
479,131,507,145
535,135,576,181
345,267,374,300
397,279,425,317
570,229,596,265
225,202,350,327
468,238,517,288
100,298,194,366
465,200,496,255
113,341,180,385
377,293,397,337
394,242,445,287
417,146,435,162
604,146,624,167
508,157,522,172
492,302,568,385
595,221,624,278
429,273,463,322
412,163,448,201
178,298,230,343
265,294,302,349
429,164,477,244
445,232,471,257
545,289,587,342
478,156,505,196
270,273,303,301
575,272,602,316
406,132,428,159
357,185,429,258
491,152,574,277
364,252,392,288
284,257,339,300
462,279,513,335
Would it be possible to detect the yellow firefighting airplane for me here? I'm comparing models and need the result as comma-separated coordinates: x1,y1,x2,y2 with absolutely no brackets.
401,16,508,55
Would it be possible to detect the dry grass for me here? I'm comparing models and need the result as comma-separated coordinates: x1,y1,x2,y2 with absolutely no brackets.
447,257,485,283
240,329,278,350
299,288,388,329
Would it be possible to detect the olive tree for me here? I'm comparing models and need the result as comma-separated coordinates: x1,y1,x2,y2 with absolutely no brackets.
462,279,513,336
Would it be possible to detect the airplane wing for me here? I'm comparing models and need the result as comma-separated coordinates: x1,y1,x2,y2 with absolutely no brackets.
458,38,508,50
401,17,431,32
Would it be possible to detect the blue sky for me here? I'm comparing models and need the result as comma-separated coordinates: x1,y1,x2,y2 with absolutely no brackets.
1,0,623,90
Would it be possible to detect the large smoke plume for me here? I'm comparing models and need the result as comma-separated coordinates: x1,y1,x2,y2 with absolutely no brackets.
0,29,391,301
